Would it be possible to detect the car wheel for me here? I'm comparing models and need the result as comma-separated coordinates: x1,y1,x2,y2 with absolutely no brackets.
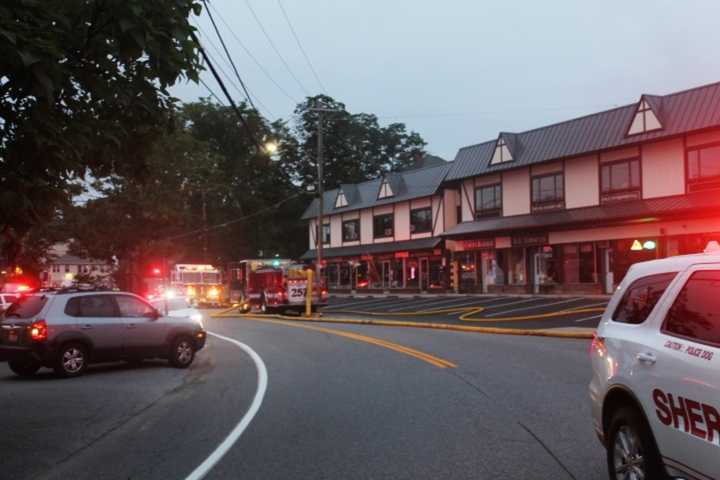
8,357,41,377
169,336,195,368
607,406,666,480
54,343,88,378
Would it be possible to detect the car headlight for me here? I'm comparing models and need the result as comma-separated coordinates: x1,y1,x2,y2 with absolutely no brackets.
191,313,203,325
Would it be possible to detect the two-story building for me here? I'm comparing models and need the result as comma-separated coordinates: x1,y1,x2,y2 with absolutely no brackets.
302,80,720,294
300,163,455,292
443,80,720,295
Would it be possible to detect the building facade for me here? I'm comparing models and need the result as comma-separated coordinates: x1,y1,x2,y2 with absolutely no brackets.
302,81,720,294
40,244,114,288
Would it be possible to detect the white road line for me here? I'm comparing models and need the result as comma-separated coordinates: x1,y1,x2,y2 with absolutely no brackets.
184,332,268,480
386,297,453,311
484,297,583,317
574,314,603,323
325,297,395,309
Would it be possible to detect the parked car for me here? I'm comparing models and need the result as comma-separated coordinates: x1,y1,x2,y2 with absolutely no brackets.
590,245,720,480
0,290,206,378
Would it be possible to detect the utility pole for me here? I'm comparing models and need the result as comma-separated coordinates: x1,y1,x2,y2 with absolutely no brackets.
201,189,208,263
309,105,342,282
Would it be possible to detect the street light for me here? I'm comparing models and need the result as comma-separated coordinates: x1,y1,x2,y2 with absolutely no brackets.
263,140,278,155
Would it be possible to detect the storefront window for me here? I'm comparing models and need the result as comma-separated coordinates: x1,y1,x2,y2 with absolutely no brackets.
391,259,404,288
459,252,477,291
429,259,443,288
579,243,595,283
369,260,383,288
406,259,419,288
339,263,351,288
357,262,369,288
563,244,580,284
508,248,526,285
326,263,339,287
482,251,504,287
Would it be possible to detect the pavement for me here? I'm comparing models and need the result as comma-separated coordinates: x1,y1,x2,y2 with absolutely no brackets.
0,309,608,480
318,294,608,331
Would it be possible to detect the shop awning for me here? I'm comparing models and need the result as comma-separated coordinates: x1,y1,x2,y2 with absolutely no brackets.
300,237,442,260
442,191,720,238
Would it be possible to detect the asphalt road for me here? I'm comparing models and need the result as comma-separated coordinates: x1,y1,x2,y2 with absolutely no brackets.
0,314,607,480
321,294,609,330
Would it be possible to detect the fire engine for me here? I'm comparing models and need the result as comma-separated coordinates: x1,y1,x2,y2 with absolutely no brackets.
227,259,327,314
170,264,225,306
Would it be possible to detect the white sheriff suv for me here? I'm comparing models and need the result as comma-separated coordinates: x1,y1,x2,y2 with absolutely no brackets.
590,243,720,480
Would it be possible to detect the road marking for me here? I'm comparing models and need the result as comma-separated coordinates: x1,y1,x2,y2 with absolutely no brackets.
184,332,268,480
256,318,456,369
483,297,583,317
574,314,603,323
325,297,402,311
385,296,453,311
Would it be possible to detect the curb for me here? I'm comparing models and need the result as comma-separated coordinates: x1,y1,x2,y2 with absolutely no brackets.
210,311,594,339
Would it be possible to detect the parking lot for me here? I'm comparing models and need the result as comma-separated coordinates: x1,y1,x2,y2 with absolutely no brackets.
320,295,609,331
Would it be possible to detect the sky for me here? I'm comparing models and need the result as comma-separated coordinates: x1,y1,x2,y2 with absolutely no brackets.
171,0,720,161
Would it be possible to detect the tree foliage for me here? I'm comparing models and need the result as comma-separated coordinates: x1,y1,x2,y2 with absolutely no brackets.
0,0,203,265
283,95,427,191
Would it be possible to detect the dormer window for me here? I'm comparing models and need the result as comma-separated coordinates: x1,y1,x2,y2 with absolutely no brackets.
378,178,394,199
335,190,348,208
627,98,663,136
490,137,513,165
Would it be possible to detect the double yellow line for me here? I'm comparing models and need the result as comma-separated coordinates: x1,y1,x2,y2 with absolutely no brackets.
236,317,457,369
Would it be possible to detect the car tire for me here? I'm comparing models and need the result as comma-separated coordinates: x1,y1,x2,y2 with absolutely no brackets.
169,336,195,368
54,343,89,378
8,357,41,377
606,406,667,480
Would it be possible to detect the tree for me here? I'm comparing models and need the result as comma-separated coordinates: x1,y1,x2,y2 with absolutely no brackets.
282,95,427,192
0,0,203,267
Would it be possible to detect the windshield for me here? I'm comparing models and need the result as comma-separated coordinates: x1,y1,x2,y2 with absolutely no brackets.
4,295,47,319
152,298,191,311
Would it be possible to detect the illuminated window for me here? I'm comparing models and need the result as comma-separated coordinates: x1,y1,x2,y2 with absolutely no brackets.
627,98,662,136
490,137,513,165
378,178,394,199
335,190,348,208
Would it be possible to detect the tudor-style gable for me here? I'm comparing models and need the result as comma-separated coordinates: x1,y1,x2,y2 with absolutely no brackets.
627,95,663,136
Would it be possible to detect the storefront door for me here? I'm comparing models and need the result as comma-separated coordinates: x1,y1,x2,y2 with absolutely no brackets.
381,260,391,289
600,248,614,294
532,252,552,294
420,257,429,291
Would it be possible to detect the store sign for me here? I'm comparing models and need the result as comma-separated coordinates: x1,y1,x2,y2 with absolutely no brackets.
394,251,409,258
460,238,495,250
630,239,656,251
361,255,373,260
511,233,548,247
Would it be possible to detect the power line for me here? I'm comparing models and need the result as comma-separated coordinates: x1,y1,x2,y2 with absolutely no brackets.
195,24,274,118
164,192,303,241
199,77,226,105
202,0,258,112
276,0,327,93
191,31,263,152
207,1,298,104
243,0,311,97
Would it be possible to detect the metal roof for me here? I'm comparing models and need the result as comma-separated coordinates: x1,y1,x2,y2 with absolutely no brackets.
300,237,442,260
301,163,452,220
442,191,720,238
446,81,720,181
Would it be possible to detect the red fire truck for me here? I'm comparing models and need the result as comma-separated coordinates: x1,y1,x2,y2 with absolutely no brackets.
227,259,326,314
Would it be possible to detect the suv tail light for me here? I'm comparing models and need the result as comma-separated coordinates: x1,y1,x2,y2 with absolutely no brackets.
590,333,606,358
29,319,48,342
321,288,328,299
